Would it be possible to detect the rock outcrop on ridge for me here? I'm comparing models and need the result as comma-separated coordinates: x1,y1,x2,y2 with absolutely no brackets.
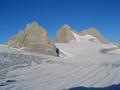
79,28,107,43
55,24,76,43
7,22,57,56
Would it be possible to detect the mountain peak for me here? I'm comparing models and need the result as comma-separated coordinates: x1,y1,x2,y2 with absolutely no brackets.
26,21,39,28
59,24,71,32
56,24,75,43
25,21,46,33
7,22,57,56
62,24,70,29
82,27,103,34
31,21,40,26
79,27,108,43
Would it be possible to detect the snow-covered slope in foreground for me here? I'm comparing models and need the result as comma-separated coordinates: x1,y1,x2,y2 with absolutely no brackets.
0,33,120,90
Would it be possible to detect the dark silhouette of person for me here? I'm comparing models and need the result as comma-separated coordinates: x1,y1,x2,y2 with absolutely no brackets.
56,48,59,57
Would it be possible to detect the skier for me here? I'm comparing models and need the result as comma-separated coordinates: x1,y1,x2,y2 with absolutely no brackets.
56,48,59,57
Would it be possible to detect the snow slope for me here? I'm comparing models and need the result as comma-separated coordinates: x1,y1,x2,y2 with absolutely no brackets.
0,33,120,90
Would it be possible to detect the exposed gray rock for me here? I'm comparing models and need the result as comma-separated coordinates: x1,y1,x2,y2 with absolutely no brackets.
7,22,57,56
79,27,108,43
56,24,76,43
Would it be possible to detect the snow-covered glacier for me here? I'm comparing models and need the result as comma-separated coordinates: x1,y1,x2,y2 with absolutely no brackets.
0,33,120,90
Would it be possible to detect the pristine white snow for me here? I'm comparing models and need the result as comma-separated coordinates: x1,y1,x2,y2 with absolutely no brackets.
0,33,120,90
71,31,100,43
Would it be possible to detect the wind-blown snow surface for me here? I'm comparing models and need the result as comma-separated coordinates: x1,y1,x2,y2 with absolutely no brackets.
0,33,120,90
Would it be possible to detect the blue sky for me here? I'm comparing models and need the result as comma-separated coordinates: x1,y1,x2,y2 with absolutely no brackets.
0,0,120,44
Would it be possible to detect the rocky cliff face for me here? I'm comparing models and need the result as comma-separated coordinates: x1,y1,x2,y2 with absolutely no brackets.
56,24,76,43
7,22,57,56
79,28,107,43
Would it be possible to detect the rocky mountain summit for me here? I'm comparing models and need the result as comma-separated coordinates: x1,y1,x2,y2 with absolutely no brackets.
7,22,57,56
79,28,107,43
55,24,76,43
56,25,107,44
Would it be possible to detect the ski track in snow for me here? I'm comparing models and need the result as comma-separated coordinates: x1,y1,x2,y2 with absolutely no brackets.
0,34,120,90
